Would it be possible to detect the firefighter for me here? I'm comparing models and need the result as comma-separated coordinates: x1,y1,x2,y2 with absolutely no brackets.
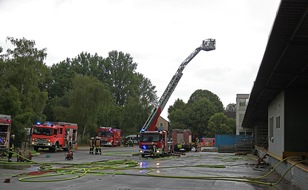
127,139,133,147
95,137,102,155
8,134,15,162
89,137,95,154
152,144,157,157
65,150,74,160
194,137,199,152
125,137,133,147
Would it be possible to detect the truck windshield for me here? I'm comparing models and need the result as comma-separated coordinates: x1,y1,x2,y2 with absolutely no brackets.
98,131,111,137
140,134,160,142
0,125,8,145
33,127,53,136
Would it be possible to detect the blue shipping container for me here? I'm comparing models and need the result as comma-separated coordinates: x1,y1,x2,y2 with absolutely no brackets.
215,134,252,147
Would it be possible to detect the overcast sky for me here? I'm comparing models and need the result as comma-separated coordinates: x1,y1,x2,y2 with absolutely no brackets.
0,0,280,119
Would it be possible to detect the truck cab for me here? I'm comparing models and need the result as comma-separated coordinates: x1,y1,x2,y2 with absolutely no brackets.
0,114,11,154
96,127,121,146
139,130,173,157
31,122,78,152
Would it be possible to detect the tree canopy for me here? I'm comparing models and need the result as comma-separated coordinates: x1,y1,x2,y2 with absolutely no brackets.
207,113,236,137
0,36,236,146
168,90,235,138
0,37,49,146
0,37,157,145
225,103,236,119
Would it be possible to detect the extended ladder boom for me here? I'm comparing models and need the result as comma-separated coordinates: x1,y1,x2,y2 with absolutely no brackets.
140,39,215,132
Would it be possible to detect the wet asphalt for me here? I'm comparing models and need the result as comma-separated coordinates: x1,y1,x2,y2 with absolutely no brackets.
0,146,301,190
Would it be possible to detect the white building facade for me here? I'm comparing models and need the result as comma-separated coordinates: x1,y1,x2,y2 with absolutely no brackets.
236,94,252,135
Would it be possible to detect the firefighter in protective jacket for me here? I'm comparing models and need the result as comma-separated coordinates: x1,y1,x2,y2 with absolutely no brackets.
95,137,102,155
89,137,95,154
8,134,15,162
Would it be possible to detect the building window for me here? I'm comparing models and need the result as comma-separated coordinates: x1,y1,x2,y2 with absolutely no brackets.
276,116,280,129
239,99,247,107
158,123,163,130
269,117,274,142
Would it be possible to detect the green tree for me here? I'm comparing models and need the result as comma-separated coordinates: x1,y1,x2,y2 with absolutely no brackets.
134,73,158,130
168,99,187,129
45,52,107,121
66,75,110,142
188,89,224,113
0,37,49,146
186,97,215,137
44,59,76,121
48,59,76,99
47,51,157,138
122,96,144,135
119,72,157,135
227,116,236,134
106,51,138,106
168,98,186,113
207,113,236,137
225,103,236,119
97,102,123,130
168,89,224,137
1,37,159,145
69,52,107,79
0,85,22,116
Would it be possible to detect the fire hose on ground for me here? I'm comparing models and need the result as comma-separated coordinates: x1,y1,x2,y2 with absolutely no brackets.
1,149,306,187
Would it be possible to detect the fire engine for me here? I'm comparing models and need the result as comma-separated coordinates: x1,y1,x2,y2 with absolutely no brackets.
203,138,215,147
139,39,215,157
139,130,173,157
172,129,192,151
96,127,121,146
31,122,78,152
0,114,12,154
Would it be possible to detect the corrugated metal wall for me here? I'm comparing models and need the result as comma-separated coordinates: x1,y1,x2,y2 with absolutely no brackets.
215,134,253,153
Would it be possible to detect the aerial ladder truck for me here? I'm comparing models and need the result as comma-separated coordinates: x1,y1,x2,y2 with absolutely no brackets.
138,39,216,157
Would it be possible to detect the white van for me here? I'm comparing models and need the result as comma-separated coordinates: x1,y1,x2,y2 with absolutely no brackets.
125,135,139,144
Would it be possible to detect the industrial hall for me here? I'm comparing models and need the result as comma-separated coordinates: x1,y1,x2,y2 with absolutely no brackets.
241,0,308,189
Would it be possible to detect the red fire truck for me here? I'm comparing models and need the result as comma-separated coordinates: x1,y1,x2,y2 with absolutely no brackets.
96,127,121,146
203,138,215,147
31,122,78,152
139,130,173,157
172,129,192,151
139,39,215,157
0,114,12,154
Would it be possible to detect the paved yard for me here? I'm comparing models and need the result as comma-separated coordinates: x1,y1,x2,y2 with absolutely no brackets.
0,147,301,190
